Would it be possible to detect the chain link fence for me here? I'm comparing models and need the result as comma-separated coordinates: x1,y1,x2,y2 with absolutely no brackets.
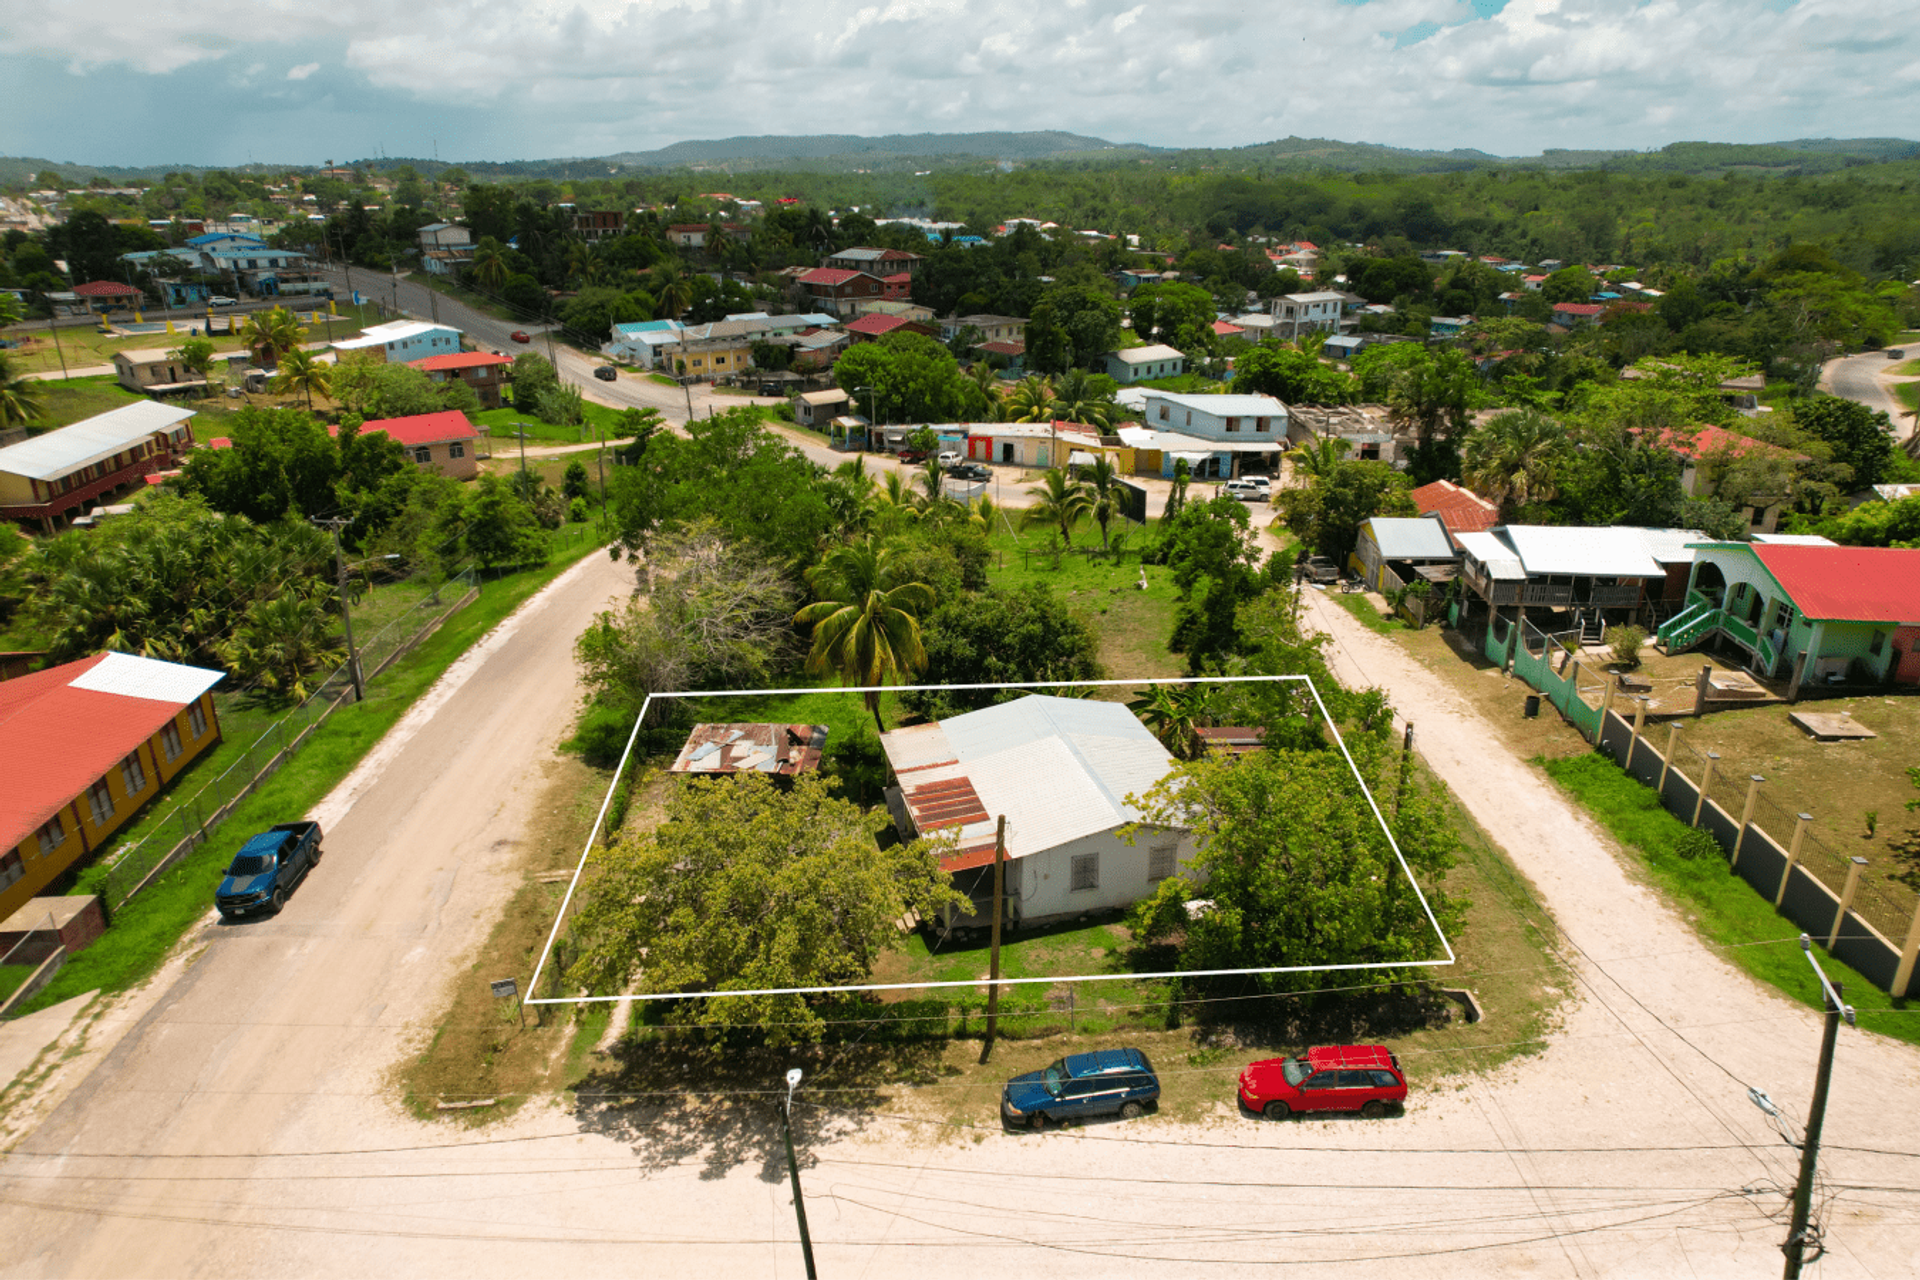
100,568,479,909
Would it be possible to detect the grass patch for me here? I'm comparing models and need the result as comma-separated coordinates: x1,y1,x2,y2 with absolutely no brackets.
1887,358,1920,377
1894,381,1920,414
0,964,36,1003
1542,752,1919,1049
472,399,637,447
15,536,607,1015
983,522,1181,685
5,305,383,378
16,375,144,428
1331,589,1407,635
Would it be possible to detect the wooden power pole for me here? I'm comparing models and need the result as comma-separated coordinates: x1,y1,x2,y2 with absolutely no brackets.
979,815,1007,1064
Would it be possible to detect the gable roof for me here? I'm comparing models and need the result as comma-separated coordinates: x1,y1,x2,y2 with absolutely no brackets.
1140,390,1287,417
797,267,871,287
71,280,143,297
1,653,223,851
1408,479,1499,539
1646,424,1806,464
843,313,915,336
0,402,197,482
336,411,477,447
878,695,1175,871
1112,344,1185,363
1746,545,1920,623
1497,524,1665,578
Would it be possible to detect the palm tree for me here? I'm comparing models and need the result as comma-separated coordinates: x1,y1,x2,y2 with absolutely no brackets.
917,456,948,506
1051,369,1115,430
795,538,936,730
1004,375,1057,423
658,274,693,322
966,491,1006,537
1288,436,1351,486
1127,683,1212,761
272,348,333,410
238,305,307,368
1461,409,1568,517
470,238,508,294
0,358,43,426
1023,468,1094,549
1082,455,1125,553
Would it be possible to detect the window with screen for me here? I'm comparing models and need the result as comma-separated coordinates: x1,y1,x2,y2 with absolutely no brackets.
1070,852,1099,892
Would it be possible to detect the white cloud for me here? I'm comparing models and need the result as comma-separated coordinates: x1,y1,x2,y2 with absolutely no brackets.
2,0,1916,157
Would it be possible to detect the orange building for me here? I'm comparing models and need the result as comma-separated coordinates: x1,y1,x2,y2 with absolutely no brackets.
0,653,224,921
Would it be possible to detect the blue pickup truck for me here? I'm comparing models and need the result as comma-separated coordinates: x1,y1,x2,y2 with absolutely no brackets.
216,821,323,918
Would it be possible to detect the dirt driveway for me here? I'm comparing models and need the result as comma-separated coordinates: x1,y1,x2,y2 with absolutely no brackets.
2,559,1917,1276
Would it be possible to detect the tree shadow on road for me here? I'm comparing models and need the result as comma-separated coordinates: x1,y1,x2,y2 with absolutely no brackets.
569,1032,950,1183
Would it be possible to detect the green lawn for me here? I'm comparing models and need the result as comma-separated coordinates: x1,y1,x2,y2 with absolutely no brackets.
1542,753,1920,1049
983,522,1182,685
16,375,145,428
472,400,638,447
5,304,384,378
15,535,607,1016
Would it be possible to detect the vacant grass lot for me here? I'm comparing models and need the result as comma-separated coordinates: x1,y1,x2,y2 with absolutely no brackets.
983,522,1182,687
15,375,145,428
472,399,637,447
5,304,384,378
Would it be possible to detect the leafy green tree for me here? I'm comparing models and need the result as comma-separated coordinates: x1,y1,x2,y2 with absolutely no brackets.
1002,375,1056,423
795,538,936,730
564,771,962,1045
1274,459,1416,562
1050,368,1119,428
506,351,560,408
216,586,342,702
178,407,338,522
1789,394,1897,490
1352,343,1480,478
1025,284,1123,374
443,475,549,570
1022,467,1094,548
1797,495,1920,547
1127,682,1214,761
468,237,509,293
0,357,44,426
902,585,1106,720
828,332,971,424
1461,409,1570,518
167,337,217,398
1125,742,1464,995
1232,344,1356,405
1539,265,1599,304
562,459,590,503
330,354,442,420
1128,280,1218,354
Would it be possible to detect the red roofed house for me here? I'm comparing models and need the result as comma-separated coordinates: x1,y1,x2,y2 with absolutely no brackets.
407,351,513,409
333,411,478,480
1408,478,1500,544
794,267,885,318
1661,544,1920,693
0,652,224,922
877,694,1193,938
840,313,937,345
1550,302,1605,328
71,279,144,314
1643,424,1807,535
824,246,924,278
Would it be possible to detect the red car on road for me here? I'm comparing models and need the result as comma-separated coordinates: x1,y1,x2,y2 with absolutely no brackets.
509,330,531,344
1238,1045,1407,1119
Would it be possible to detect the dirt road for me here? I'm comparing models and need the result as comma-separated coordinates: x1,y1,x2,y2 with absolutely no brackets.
5,539,1917,1275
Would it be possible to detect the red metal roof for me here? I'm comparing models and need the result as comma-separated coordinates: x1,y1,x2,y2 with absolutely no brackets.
1552,303,1605,316
1748,545,1920,623
844,314,910,335
798,267,867,286
1409,479,1499,538
975,340,1025,356
0,655,214,850
882,272,913,284
408,352,512,372
71,280,143,296
1645,425,1805,463
332,411,477,447
941,840,1002,873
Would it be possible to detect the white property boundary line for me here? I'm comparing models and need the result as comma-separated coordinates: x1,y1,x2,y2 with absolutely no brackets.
525,674,1457,1006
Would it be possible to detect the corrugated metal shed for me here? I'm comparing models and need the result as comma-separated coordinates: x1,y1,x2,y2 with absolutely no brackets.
668,723,828,776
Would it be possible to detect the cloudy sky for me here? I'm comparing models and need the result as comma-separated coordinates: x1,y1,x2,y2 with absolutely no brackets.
5,0,1918,169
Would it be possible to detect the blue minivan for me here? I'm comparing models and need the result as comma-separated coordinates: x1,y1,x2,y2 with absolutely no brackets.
1000,1048,1159,1130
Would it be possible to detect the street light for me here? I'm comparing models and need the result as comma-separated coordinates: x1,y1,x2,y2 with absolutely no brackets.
778,1068,818,1280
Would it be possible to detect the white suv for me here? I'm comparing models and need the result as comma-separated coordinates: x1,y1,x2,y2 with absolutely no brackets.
1224,476,1271,501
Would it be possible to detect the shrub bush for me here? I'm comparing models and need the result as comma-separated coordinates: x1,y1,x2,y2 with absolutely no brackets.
1669,827,1721,861
1606,624,1647,668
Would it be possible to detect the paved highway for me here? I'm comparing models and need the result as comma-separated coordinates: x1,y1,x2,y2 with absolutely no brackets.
1820,348,1914,442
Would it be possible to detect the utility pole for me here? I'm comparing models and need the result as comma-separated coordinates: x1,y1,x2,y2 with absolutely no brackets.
778,1069,819,1280
314,517,364,702
1395,722,1415,819
1782,935,1853,1279
980,815,1007,1064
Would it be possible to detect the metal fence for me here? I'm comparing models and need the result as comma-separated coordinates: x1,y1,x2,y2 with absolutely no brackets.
100,569,480,909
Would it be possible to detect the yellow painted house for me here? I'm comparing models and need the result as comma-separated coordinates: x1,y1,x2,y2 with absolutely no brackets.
0,653,224,921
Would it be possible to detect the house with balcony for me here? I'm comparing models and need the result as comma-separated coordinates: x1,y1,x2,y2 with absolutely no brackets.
940,314,1027,345
1270,291,1348,337
1657,543,1920,693
794,267,887,318
1135,390,1288,476
824,246,923,278
1457,524,1700,637
0,652,224,924
0,402,196,532
408,352,513,409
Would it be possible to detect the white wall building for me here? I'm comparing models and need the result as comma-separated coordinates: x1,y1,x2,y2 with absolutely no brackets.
879,695,1196,930
331,320,464,364
1270,291,1348,336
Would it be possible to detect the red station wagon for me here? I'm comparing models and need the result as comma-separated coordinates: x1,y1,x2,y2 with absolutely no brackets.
1238,1045,1407,1119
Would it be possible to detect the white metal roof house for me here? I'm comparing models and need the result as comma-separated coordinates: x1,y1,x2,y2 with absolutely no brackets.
0,402,197,531
1104,344,1186,384
331,320,464,364
1457,525,1701,627
878,695,1195,932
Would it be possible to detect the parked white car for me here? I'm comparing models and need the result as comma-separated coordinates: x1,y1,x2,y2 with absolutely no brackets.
209,296,237,307
1224,476,1271,501
936,450,962,467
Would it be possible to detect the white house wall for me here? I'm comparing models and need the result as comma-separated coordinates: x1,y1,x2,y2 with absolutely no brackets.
1014,824,1198,924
